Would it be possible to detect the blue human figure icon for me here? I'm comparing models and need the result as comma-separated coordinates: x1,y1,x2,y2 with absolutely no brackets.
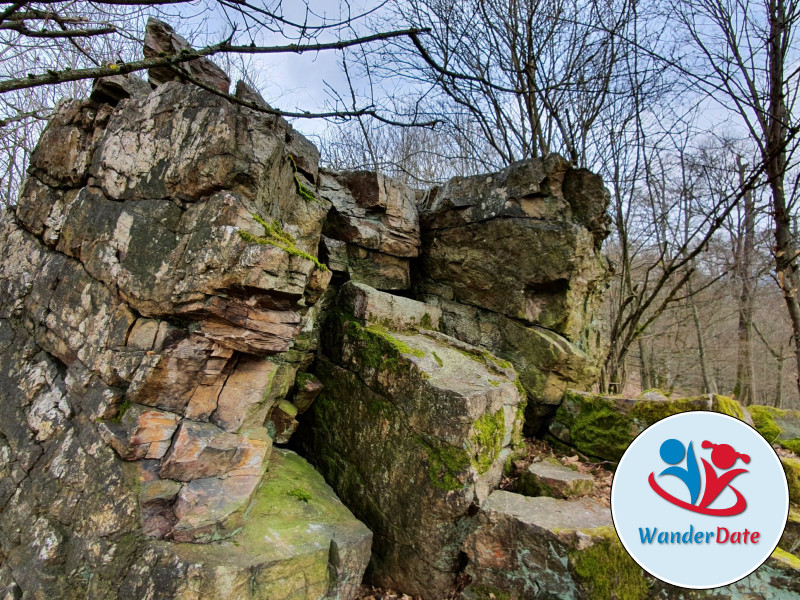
658,438,701,505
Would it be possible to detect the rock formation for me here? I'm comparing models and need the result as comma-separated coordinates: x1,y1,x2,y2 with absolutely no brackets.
1,17,799,600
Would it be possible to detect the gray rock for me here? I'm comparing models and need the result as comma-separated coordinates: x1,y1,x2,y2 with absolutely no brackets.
90,73,151,105
516,459,594,499
416,156,610,352
300,286,525,597
339,281,442,332
143,18,230,93
123,449,371,598
462,491,612,600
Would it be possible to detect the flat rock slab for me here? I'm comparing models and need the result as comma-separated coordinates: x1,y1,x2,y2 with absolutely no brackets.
516,460,594,499
125,449,372,599
481,490,611,532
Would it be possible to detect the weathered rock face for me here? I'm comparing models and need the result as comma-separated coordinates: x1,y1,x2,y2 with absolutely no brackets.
462,491,613,599
415,156,609,429
0,17,374,597
120,449,372,600
299,282,525,597
319,170,420,290
143,18,231,93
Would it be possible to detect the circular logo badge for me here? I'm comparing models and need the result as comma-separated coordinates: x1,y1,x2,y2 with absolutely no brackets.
611,411,789,589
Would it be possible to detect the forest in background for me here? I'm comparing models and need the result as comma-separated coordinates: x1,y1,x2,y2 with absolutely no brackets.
1,0,799,407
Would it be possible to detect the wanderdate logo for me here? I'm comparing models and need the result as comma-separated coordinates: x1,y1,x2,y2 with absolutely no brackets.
648,438,750,516
611,411,789,589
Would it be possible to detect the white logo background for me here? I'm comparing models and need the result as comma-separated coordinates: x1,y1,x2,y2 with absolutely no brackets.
611,411,789,589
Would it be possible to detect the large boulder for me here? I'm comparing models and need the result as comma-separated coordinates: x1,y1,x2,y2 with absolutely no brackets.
462,490,800,600
143,18,231,93
416,155,609,349
299,282,525,597
419,295,597,433
749,405,800,454
549,390,749,462
414,157,610,430
120,449,372,599
461,491,616,600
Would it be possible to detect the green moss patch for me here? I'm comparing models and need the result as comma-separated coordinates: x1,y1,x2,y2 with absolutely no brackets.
287,155,318,203
287,487,312,503
749,405,800,454
471,410,505,475
571,528,651,600
711,395,746,420
630,395,710,426
110,398,131,423
425,440,471,491
771,547,800,570
556,392,633,461
782,457,800,505
238,213,327,271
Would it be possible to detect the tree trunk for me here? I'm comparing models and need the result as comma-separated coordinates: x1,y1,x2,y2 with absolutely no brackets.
767,0,800,400
735,156,756,405
690,297,716,393
639,338,652,391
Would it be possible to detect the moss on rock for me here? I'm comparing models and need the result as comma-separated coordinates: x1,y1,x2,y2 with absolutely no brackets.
570,527,651,600
552,390,748,462
711,395,746,420
471,409,505,475
238,213,328,271
783,457,800,506
750,405,800,454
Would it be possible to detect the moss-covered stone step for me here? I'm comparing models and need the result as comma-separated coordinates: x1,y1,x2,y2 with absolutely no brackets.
461,491,800,600
122,449,372,599
515,459,594,499
549,390,748,462
461,491,614,600
749,405,800,454
301,284,526,597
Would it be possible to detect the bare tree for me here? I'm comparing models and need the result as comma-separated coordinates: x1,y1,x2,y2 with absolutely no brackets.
669,0,800,396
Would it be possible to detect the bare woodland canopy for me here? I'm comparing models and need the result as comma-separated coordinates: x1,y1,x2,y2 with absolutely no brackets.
1,0,799,407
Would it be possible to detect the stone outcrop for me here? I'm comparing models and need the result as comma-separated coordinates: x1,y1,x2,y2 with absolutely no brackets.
0,16,367,598
9,17,799,600
462,491,613,599
120,449,371,599
299,282,525,597
415,156,609,432
462,490,800,600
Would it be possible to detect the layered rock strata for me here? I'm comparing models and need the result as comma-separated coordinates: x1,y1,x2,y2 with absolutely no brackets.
0,18,369,599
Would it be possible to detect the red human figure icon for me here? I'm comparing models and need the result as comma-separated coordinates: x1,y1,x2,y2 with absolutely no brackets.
698,441,750,509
